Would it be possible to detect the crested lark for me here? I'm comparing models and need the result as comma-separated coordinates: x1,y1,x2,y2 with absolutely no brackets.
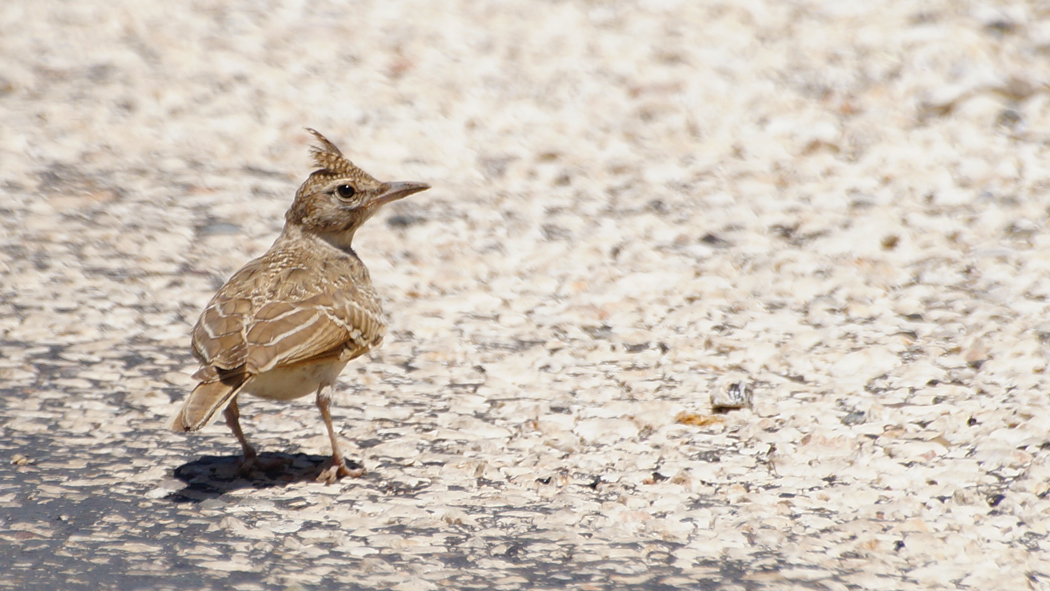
171,129,429,483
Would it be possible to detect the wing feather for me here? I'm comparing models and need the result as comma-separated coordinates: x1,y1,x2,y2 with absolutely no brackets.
192,287,385,373
183,245,388,426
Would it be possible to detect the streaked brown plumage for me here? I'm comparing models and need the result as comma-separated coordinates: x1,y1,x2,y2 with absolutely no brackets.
171,129,429,483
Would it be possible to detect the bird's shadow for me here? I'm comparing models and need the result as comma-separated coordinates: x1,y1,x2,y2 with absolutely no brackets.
166,452,363,502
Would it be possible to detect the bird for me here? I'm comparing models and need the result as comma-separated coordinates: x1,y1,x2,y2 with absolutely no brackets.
170,129,429,483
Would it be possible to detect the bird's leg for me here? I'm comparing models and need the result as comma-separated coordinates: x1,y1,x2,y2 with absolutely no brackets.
224,396,255,460
224,396,284,475
316,385,364,483
223,396,257,475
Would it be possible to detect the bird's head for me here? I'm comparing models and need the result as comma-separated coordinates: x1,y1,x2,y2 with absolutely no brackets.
286,129,429,248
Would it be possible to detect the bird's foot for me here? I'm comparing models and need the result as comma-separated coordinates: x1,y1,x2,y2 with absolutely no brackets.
317,456,365,484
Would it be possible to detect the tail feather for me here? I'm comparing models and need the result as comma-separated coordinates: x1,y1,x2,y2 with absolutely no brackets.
171,376,249,432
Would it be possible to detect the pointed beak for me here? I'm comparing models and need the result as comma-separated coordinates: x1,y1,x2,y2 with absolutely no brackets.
372,181,430,208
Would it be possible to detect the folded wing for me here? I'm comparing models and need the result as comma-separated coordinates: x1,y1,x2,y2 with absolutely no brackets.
173,278,385,432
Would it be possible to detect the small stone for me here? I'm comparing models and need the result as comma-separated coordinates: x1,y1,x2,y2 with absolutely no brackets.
711,376,753,411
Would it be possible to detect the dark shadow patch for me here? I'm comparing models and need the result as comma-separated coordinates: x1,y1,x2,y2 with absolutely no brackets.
168,452,364,501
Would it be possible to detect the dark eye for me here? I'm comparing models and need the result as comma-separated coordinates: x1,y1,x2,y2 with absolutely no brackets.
335,184,356,199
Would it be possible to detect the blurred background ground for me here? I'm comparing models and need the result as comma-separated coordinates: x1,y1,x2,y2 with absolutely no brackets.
2,1,1050,590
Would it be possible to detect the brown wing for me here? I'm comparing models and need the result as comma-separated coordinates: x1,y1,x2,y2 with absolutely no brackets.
243,291,386,373
190,261,387,375
191,295,251,370
190,258,266,370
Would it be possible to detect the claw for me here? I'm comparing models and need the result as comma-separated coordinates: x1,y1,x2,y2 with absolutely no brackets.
317,456,365,484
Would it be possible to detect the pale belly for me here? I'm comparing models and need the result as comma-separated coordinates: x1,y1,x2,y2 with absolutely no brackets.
243,360,349,401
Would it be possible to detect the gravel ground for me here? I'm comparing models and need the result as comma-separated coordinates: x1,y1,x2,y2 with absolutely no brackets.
3,1,1050,590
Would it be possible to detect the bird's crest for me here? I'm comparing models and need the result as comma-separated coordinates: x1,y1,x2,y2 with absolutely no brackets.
304,128,375,183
